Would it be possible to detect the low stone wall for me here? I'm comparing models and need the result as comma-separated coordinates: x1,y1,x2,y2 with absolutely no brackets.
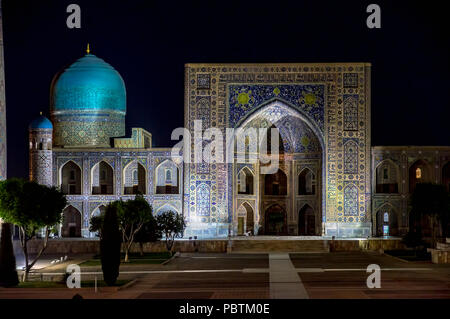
20,238,407,255
430,250,450,264
331,239,406,252
22,239,228,255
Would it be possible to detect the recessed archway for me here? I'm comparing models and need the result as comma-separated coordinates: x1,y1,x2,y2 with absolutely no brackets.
155,159,180,194
61,205,81,238
231,100,325,233
60,161,82,195
237,167,254,195
91,161,114,195
236,202,255,235
264,204,287,235
298,168,315,195
376,159,399,194
409,159,431,193
298,204,316,235
264,169,287,196
375,204,399,237
123,161,147,194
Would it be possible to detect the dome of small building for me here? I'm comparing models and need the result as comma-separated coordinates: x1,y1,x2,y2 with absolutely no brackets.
29,114,53,130
50,53,126,113
49,47,126,148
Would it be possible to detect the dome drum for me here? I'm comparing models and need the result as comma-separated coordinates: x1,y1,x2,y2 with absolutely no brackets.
52,111,125,148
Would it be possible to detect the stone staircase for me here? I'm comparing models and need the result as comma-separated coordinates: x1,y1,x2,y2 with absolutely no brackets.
229,239,329,253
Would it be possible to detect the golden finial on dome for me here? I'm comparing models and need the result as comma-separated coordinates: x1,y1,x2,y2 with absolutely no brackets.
86,43,90,54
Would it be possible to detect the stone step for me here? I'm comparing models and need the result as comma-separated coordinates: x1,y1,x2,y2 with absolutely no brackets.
230,240,329,253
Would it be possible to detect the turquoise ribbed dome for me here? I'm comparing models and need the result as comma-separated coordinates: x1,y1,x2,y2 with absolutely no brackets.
29,115,53,130
50,53,126,113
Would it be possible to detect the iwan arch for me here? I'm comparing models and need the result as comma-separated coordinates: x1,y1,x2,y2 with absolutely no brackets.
185,63,372,238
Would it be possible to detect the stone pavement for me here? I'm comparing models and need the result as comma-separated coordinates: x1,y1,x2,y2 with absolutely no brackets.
268,253,308,299
0,251,449,299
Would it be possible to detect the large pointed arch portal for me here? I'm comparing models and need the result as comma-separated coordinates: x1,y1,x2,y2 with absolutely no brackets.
231,100,326,235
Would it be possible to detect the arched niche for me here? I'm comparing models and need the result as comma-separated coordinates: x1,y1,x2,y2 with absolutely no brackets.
61,205,82,237
376,159,399,194
123,161,146,194
155,160,179,194
92,161,114,195
60,161,82,195
237,167,254,195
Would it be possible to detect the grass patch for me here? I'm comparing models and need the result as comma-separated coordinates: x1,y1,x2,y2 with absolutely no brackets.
18,281,65,288
17,280,131,288
79,279,131,287
385,249,431,261
79,252,172,266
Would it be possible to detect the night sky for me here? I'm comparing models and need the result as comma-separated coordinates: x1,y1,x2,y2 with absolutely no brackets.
2,0,449,178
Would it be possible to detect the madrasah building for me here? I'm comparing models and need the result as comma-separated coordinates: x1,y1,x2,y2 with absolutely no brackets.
27,48,450,239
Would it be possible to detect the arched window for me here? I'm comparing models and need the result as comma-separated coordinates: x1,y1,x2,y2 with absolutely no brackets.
298,168,315,195
155,160,179,194
61,161,81,195
61,206,81,237
92,161,114,195
237,167,254,195
376,160,399,193
409,160,429,193
123,161,146,195
383,212,389,223
264,169,287,195
416,168,422,179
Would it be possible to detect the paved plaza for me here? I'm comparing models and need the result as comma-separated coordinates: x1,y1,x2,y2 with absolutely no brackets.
0,251,449,299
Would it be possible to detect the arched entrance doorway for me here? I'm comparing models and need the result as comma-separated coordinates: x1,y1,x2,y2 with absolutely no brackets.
61,205,81,237
264,204,287,235
236,202,255,235
298,204,316,235
376,206,398,237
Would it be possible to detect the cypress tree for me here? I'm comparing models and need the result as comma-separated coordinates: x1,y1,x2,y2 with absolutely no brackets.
0,222,19,287
100,202,121,286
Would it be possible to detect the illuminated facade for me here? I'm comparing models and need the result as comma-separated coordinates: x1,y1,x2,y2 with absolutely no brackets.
28,53,450,238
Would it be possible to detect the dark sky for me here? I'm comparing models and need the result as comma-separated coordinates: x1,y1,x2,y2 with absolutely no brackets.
2,0,449,178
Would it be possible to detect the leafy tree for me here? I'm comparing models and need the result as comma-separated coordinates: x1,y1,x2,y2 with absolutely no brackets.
156,210,186,254
100,201,121,286
118,194,154,262
89,214,104,239
0,222,19,287
0,178,67,281
410,183,450,246
134,217,161,256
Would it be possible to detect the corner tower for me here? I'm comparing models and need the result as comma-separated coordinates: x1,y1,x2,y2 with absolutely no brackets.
50,47,126,148
29,113,53,186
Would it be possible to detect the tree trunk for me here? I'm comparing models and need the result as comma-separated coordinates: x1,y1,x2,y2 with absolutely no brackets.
124,249,129,263
139,242,144,256
19,227,29,282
